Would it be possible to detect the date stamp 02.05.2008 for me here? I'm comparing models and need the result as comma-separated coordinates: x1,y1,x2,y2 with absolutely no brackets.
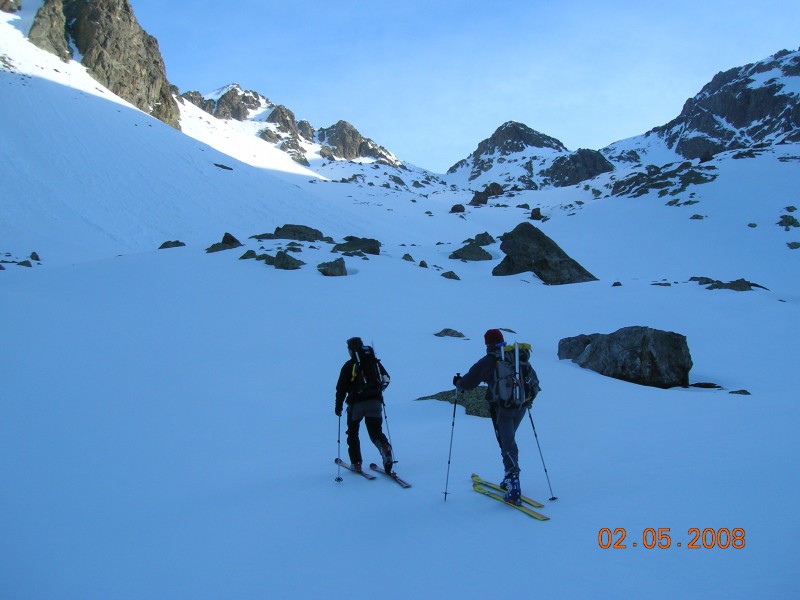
598,527,746,550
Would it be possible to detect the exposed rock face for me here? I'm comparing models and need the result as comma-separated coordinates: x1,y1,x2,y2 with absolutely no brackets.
0,1,21,13
27,0,71,60
492,222,597,284
212,86,264,120
448,121,567,180
540,149,614,187
649,48,800,159
179,90,216,114
317,120,399,165
267,105,299,137
558,326,693,388
28,0,180,128
611,162,717,198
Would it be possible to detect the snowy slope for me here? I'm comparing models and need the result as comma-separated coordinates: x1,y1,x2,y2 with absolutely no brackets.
1,7,799,600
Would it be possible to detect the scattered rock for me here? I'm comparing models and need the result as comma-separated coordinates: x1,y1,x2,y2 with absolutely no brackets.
417,387,492,418
450,204,465,213
402,253,415,262
434,329,465,338
332,236,381,255
251,224,331,243
205,232,243,253
690,276,768,291
729,389,751,395
442,271,460,280
449,242,492,261
239,250,257,260
317,257,347,276
17,260,32,268
158,240,185,249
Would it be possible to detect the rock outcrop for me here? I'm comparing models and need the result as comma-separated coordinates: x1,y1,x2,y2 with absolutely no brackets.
28,0,180,128
492,222,597,284
649,48,800,159
558,326,693,388
317,120,399,166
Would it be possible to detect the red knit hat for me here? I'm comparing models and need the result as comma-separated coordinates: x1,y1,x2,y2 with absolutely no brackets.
484,329,504,346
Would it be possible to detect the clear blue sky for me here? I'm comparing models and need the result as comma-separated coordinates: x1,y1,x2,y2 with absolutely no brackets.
131,0,800,173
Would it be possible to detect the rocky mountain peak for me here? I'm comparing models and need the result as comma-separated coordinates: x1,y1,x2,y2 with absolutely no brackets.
650,47,800,159
478,121,568,156
27,0,180,128
317,120,399,166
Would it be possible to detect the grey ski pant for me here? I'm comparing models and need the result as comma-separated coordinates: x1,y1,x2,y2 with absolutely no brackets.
491,404,527,475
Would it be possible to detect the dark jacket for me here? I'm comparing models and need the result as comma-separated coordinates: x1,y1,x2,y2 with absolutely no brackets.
335,358,390,413
457,350,497,402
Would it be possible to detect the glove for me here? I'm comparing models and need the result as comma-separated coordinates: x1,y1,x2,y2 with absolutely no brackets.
335,406,342,417
452,373,462,388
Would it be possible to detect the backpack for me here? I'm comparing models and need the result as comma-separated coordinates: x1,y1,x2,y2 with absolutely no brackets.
351,345,386,399
492,342,541,408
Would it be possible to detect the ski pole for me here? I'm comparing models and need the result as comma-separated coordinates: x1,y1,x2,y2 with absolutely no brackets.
443,383,460,502
527,408,557,501
335,414,343,483
382,401,397,464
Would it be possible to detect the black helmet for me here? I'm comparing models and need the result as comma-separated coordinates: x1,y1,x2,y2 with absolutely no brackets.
347,337,364,351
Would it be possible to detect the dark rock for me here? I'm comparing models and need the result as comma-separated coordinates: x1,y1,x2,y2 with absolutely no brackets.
470,182,503,206
442,271,460,280
492,222,597,284
158,240,185,249
778,214,800,229
317,120,399,165
30,252,41,262
270,250,305,270
540,148,614,187
239,249,257,260
317,257,347,276
448,121,567,181
649,49,800,159
212,86,264,120
251,224,330,243
530,207,543,220
449,242,492,261
266,105,299,136
434,329,465,338
30,0,180,128
205,232,242,253
689,276,768,291
402,253,415,262
729,389,751,395
473,232,496,246
17,260,32,268
0,1,21,13
558,326,693,389
332,236,381,255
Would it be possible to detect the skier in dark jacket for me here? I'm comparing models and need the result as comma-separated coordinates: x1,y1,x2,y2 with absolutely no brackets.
453,328,528,504
335,337,394,474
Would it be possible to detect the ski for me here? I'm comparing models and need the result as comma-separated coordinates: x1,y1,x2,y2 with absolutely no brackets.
471,473,545,507
472,483,550,521
369,463,412,488
334,458,376,480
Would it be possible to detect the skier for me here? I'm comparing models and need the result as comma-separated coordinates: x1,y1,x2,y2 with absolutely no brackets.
335,337,394,474
453,329,528,505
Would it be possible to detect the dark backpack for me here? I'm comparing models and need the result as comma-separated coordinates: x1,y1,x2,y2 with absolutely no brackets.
351,345,385,399
492,342,541,408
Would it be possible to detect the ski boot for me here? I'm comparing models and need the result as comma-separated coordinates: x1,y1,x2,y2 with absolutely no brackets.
503,473,522,506
380,442,394,474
